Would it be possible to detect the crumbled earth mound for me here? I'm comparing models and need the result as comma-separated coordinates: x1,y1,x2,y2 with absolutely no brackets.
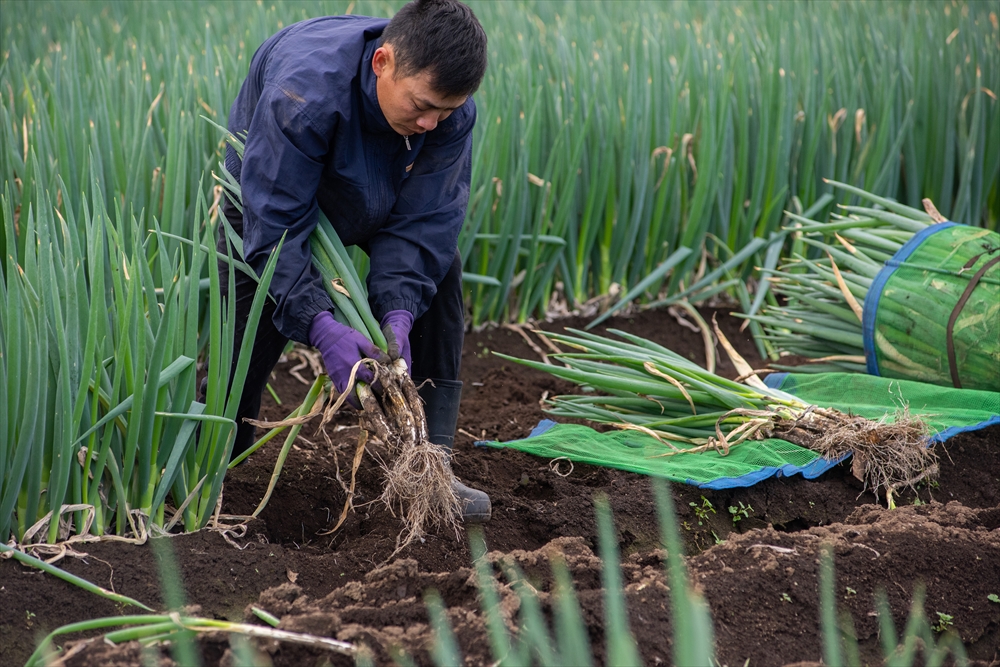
697,501,1000,666
213,503,1000,665
247,501,1000,667
2,309,998,667
48,501,1000,667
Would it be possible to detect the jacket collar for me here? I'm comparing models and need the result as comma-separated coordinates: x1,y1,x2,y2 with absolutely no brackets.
360,39,395,135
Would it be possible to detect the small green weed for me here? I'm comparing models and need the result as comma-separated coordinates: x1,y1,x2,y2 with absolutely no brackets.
988,594,999,604
728,501,753,524
689,496,716,526
933,612,954,633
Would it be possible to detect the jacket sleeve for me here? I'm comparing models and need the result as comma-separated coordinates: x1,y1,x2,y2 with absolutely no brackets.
240,82,334,344
366,101,476,322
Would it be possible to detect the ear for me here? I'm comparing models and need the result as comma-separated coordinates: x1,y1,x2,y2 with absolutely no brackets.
372,45,393,78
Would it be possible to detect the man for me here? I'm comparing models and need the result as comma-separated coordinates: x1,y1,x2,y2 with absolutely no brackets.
219,0,490,522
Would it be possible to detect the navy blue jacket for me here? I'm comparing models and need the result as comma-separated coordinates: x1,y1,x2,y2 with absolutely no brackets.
226,16,475,344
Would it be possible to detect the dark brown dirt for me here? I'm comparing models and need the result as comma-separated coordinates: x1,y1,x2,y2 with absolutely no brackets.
2,308,998,667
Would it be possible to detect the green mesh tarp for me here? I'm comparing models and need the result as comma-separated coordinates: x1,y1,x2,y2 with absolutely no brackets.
863,223,1000,392
479,372,1000,489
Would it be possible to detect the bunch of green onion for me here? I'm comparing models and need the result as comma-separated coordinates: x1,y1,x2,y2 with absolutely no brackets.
741,181,935,372
498,327,812,453
499,325,935,502
741,180,983,375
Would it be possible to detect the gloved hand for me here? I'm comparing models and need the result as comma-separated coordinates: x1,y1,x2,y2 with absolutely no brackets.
380,310,414,373
309,311,380,408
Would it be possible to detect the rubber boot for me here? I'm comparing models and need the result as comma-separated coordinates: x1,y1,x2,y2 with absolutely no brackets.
418,378,492,523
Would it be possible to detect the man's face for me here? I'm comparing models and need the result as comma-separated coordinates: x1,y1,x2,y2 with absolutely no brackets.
372,44,468,136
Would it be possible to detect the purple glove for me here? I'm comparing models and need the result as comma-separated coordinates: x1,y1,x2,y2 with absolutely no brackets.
309,311,380,408
380,310,414,373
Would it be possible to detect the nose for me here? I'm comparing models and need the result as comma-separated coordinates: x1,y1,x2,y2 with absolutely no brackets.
415,112,439,132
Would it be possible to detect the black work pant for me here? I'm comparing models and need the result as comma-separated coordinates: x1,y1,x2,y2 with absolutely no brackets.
217,198,465,456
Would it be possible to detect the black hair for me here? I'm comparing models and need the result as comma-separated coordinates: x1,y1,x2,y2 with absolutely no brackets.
381,0,488,98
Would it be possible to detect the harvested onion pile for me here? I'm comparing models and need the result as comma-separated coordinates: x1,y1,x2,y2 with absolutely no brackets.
501,322,937,506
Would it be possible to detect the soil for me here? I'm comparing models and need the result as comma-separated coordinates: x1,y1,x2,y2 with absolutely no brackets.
2,307,998,667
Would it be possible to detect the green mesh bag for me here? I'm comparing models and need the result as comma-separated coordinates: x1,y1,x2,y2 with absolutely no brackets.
862,223,1000,391
480,372,999,489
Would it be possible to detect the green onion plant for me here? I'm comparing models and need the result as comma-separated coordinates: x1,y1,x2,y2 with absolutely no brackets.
0,167,281,544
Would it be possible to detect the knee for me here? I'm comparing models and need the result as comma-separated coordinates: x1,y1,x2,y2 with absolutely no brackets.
441,250,463,291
